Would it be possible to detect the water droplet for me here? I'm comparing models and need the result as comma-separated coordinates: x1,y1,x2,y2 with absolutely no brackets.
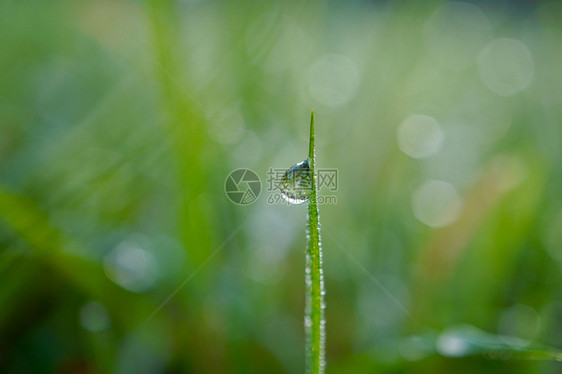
279,159,312,204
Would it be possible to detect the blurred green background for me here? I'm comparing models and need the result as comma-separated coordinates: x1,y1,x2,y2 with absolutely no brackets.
2,0,562,372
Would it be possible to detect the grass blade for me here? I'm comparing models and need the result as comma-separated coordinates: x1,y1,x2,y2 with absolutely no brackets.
305,110,326,373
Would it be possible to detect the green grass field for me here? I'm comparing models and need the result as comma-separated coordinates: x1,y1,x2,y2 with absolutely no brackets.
1,0,562,372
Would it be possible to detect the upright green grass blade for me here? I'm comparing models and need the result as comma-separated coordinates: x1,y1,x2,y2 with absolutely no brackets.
305,110,326,374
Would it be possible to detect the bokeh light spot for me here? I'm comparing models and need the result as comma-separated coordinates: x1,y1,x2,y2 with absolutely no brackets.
307,54,359,107
436,331,470,357
104,241,158,293
397,114,444,159
477,38,534,96
424,2,491,70
80,301,111,332
412,180,463,228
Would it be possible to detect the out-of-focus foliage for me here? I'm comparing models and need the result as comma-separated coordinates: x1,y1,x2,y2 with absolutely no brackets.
1,0,562,372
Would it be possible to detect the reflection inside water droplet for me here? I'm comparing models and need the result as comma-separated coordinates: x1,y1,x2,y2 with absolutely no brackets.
280,159,312,204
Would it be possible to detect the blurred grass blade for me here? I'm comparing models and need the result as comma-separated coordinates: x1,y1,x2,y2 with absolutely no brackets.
0,184,152,328
436,325,562,361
